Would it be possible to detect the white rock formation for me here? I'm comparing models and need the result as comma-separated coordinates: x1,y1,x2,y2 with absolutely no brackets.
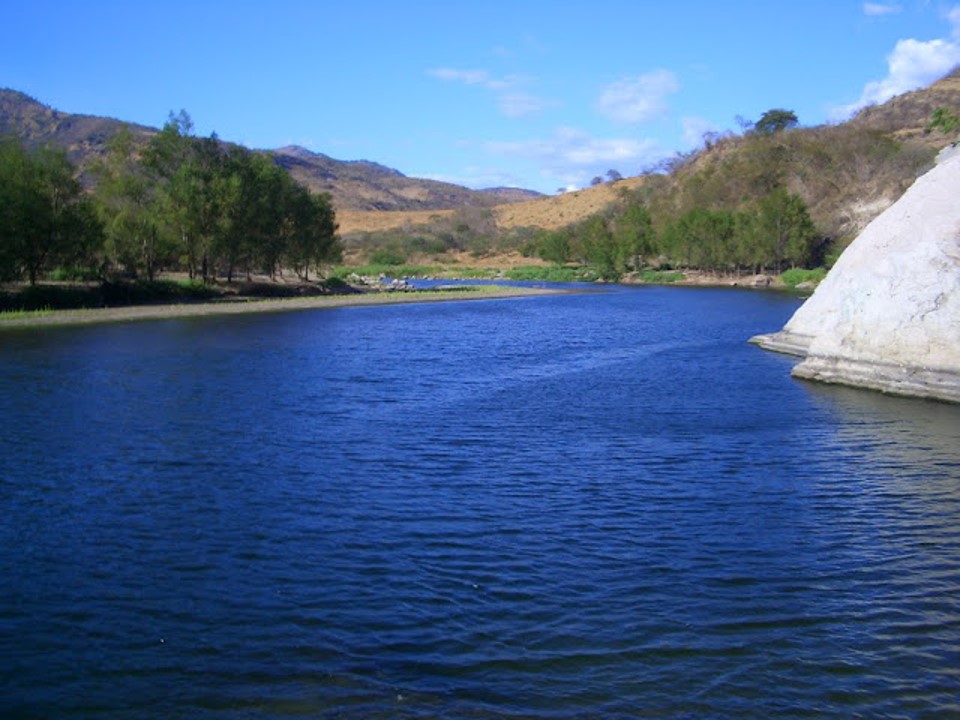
752,146,960,403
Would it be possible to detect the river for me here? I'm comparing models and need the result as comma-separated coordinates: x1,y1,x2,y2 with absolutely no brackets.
1,284,958,718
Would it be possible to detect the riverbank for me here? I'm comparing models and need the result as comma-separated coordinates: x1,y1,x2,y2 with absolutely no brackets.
0,285,564,330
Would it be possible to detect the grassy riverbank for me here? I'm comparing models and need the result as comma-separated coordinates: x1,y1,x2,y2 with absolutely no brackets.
0,284,564,330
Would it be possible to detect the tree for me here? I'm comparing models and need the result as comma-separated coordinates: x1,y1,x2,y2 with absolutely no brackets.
755,108,798,135
590,175,604,186
94,127,175,280
536,228,571,265
0,139,102,284
578,216,619,278
143,111,225,281
742,188,817,272
285,187,341,280
606,169,623,183
663,208,735,271
613,203,655,270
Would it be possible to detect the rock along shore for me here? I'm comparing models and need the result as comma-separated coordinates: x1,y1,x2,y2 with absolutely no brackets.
751,144,960,403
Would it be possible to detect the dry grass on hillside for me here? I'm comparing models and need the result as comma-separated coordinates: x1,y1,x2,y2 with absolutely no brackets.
338,175,649,234
492,176,648,230
338,209,454,234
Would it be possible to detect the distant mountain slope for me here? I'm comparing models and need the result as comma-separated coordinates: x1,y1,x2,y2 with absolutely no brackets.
342,68,960,239
0,89,541,212
0,89,154,167
272,145,541,211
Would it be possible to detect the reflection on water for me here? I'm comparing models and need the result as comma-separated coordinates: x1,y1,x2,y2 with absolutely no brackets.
808,382,960,482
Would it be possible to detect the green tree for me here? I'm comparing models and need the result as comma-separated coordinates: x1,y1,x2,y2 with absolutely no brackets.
746,188,817,272
285,186,341,280
578,216,619,278
613,203,656,270
755,108,798,135
536,228,571,265
664,208,735,271
94,127,174,280
143,111,226,281
0,139,102,284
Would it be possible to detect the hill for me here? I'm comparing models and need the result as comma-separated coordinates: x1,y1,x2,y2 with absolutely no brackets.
0,89,154,169
0,88,541,213
272,144,541,212
341,68,960,243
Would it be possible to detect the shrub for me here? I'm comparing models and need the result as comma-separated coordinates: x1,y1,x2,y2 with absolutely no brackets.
779,267,826,288
369,250,407,266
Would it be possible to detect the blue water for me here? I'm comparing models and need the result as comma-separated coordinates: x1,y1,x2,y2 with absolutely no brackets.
1,285,959,719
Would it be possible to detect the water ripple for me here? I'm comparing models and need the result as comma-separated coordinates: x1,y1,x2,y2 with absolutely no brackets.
1,288,959,718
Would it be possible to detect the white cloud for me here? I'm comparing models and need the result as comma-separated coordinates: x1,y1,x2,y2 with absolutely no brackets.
597,69,680,124
427,67,500,88
484,126,668,187
863,2,902,16
427,67,551,118
831,9,960,120
498,92,556,118
420,167,529,190
680,116,719,149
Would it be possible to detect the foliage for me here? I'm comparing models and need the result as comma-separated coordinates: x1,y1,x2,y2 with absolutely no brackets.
927,107,960,135
779,267,826,288
613,203,655,271
755,108,798,135
536,228,571,265
48,265,102,282
88,113,342,284
0,137,103,284
369,250,407,266
504,265,600,282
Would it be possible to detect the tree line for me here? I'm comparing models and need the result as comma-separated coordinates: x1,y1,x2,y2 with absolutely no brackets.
532,185,819,279
527,109,885,278
0,111,342,286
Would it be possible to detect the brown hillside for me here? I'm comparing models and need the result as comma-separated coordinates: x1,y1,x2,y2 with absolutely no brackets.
0,89,542,214
0,89,155,169
848,67,960,146
340,176,650,234
342,70,960,239
274,145,541,213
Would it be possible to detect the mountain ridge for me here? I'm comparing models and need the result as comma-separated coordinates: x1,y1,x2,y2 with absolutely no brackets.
0,88,542,213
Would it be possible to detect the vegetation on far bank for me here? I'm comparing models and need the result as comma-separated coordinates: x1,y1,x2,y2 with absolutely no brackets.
4,72,958,309
1,111,342,290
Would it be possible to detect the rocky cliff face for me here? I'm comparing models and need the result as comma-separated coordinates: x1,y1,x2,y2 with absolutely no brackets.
752,146,960,403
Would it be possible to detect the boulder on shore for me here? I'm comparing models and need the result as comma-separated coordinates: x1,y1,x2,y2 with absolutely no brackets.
751,146,960,403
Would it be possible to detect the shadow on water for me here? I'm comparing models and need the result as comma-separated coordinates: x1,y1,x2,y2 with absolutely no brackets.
803,381,960,476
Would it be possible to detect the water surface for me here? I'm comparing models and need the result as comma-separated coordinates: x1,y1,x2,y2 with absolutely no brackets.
1,286,958,718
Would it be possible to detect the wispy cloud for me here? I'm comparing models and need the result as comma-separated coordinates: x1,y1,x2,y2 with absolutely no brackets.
597,69,680,124
484,126,667,188
831,6,960,120
427,67,506,89
421,166,529,190
498,92,557,118
863,2,902,16
680,116,719,148
427,67,551,118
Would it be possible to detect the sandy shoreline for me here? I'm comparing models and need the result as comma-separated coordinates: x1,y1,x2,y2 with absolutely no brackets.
0,286,566,331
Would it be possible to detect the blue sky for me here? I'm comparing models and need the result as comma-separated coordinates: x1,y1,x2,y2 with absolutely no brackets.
3,1,960,194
